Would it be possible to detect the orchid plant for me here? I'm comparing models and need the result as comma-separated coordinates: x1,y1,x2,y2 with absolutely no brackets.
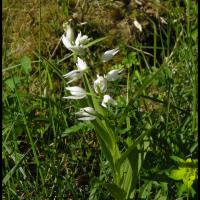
61,22,155,199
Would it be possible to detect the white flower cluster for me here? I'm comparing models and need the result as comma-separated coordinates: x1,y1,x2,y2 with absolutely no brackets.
62,22,91,55
93,68,125,94
63,57,88,84
62,23,124,121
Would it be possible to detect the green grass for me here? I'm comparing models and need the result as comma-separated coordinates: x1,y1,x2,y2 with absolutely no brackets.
3,0,198,199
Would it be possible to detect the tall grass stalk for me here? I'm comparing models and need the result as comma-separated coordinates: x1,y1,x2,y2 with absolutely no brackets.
12,79,45,187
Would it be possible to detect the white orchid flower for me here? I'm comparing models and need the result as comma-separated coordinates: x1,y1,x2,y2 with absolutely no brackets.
101,95,117,108
94,75,107,93
133,20,142,32
63,57,88,83
61,34,85,55
105,69,125,81
101,48,119,62
63,70,83,84
62,34,85,55
63,86,87,99
76,107,96,121
63,22,74,43
61,24,90,55
76,57,88,71
75,32,91,46
61,34,73,50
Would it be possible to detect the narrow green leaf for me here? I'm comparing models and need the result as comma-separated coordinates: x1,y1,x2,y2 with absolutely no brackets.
3,148,31,185
3,61,40,73
120,149,139,199
61,122,90,137
57,53,74,64
139,181,152,199
33,52,65,80
95,133,115,170
119,127,131,135
154,189,167,200
134,70,142,84
170,156,185,163
93,120,114,155
104,183,126,200
84,37,107,48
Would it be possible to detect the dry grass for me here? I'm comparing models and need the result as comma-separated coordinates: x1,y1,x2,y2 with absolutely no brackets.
3,0,170,65
3,0,66,63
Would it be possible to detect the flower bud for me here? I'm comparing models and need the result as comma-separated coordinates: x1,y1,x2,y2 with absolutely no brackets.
75,32,91,46
134,20,142,32
101,48,119,62
63,70,83,84
94,75,107,93
63,22,74,43
101,95,117,108
64,86,86,99
105,69,124,81
76,107,96,121
76,57,88,71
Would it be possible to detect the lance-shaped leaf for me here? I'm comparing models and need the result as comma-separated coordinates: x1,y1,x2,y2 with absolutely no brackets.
104,183,126,200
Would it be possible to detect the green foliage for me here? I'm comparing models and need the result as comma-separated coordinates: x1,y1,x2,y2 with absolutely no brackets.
61,122,92,137
20,56,32,75
4,76,21,91
168,157,198,188
104,183,126,200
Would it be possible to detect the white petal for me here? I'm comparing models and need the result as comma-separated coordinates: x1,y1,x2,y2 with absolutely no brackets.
63,70,83,83
65,86,85,92
75,32,82,46
160,17,167,24
65,86,86,97
101,102,107,108
106,70,118,81
105,69,124,81
76,107,96,120
62,34,72,49
67,77,80,84
78,116,96,121
94,75,107,93
76,112,91,117
71,90,86,96
76,107,95,116
102,48,119,62
82,107,96,114
101,95,116,108
63,22,74,43
103,95,112,102
135,0,142,5
63,70,83,84
63,94,86,99
134,20,142,32
76,57,88,71
104,48,119,55
63,70,82,78
75,32,90,46
78,35,90,45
